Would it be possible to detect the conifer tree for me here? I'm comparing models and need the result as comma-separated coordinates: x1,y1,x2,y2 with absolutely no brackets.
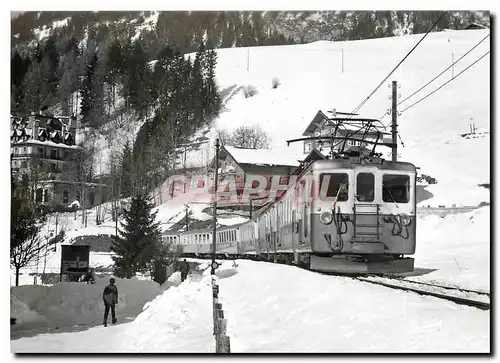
110,194,165,278
120,142,133,198
204,48,221,121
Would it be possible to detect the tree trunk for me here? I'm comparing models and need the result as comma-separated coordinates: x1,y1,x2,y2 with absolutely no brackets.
15,266,20,287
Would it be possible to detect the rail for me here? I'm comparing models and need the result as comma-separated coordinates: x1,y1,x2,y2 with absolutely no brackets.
355,276,490,310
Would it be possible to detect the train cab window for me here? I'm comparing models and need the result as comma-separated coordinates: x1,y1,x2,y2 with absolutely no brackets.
383,174,410,203
356,173,374,202
319,173,349,201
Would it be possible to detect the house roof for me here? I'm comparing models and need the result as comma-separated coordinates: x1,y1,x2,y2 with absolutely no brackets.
223,145,301,167
302,110,389,137
209,145,302,169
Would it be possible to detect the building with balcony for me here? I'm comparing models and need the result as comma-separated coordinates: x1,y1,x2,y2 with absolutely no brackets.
300,110,392,157
11,113,104,209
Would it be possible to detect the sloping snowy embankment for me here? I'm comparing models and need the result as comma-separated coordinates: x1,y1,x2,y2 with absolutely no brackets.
412,205,490,292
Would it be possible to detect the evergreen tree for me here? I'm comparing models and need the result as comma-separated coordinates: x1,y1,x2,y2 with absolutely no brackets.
11,51,30,112
120,142,133,198
203,48,222,121
123,40,151,116
106,38,125,103
79,50,98,123
21,60,44,111
110,194,164,278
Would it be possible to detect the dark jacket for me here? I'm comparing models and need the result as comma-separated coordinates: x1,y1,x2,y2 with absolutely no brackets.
181,262,190,275
103,284,118,305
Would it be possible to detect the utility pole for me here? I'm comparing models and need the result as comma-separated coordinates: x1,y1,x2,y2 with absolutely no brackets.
211,139,220,275
247,48,250,72
391,80,398,162
185,205,189,231
341,48,344,74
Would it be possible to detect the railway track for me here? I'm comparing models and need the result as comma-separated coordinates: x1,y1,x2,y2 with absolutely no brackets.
355,275,490,311
186,256,490,311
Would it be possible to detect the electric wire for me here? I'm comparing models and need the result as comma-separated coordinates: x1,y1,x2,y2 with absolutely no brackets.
398,33,490,106
347,11,448,118
398,50,490,114
380,32,490,123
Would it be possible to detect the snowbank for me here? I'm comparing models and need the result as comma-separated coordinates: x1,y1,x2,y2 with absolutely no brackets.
11,294,48,326
412,205,490,291
116,275,214,352
11,276,163,328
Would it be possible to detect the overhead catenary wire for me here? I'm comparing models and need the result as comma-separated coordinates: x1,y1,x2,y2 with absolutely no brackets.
398,33,490,106
347,11,448,118
398,51,490,114
379,32,490,122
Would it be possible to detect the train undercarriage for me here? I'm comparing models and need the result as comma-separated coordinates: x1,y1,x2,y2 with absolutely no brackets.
177,251,414,275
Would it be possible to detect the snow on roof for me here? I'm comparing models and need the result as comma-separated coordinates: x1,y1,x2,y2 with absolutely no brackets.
14,139,81,150
302,109,387,136
223,145,301,167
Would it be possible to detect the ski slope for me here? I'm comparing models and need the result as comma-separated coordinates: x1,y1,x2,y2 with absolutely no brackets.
11,259,489,353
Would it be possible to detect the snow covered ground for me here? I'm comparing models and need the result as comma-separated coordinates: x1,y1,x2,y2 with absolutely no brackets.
11,260,489,353
11,275,166,341
410,205,490,292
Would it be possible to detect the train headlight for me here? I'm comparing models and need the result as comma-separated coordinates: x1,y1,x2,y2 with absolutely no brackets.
320,211,333,225
400,214,412,226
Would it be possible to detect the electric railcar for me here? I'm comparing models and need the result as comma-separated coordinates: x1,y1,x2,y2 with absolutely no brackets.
162,155,417,274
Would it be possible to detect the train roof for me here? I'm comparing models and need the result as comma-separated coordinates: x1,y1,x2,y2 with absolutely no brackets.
309,158,417,172
161,223,247,236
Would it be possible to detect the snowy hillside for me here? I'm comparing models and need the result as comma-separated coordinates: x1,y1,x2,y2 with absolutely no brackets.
183,28,490,208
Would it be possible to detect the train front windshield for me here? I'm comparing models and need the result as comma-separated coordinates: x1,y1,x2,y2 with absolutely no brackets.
319,173,349,201
382,174,411,203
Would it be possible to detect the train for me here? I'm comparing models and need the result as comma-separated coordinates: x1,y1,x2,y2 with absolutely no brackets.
162,153,417,275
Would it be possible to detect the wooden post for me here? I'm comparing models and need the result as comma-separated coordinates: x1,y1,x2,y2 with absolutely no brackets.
341,48,344,74
211,274,230,353
211,139,220,275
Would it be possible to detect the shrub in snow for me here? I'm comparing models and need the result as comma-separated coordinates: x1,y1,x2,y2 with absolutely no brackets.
243,85,257,98
272,76,281,89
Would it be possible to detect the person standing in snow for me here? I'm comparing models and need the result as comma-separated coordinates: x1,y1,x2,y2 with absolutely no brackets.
103,278,118,327
180,259,190,282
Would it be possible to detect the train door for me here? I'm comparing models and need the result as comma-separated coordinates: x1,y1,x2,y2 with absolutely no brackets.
292,210,299,263
353,168,379,241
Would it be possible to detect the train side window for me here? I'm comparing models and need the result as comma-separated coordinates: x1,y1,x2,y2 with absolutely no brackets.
383,174,410,203
319,173,349,201
356,173,374,202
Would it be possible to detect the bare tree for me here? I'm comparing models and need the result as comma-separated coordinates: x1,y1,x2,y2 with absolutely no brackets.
217,129,233,146
11,189,45,286
231,125,270,149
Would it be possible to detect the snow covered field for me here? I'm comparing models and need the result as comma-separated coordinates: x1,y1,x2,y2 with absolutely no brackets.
11,260,489,353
